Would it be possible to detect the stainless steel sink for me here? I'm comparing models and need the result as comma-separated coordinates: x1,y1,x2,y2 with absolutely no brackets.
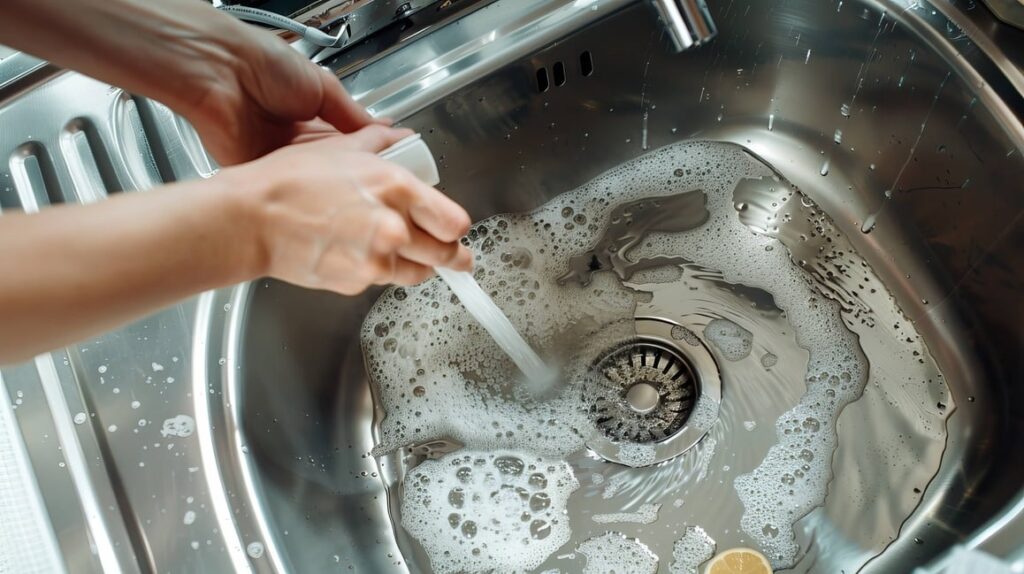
1,0,1023,572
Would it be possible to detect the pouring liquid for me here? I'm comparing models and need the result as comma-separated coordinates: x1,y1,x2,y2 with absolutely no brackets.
434,267,557,393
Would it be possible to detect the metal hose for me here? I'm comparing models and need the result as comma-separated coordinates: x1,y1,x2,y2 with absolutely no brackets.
217,5,346,47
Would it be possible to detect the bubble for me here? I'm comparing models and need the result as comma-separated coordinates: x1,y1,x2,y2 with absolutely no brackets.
528,492,551,512
160,415,195,438
494,456,525,475
400,451,578,573
448,488,465,508
246,542,264,559
529,519,551,539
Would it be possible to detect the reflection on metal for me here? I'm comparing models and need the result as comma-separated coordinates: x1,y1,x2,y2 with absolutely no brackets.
650,0,717,51
585,318,721,467
0,0,1022,572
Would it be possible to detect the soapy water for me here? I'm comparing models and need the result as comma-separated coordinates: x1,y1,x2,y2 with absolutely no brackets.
703,319,753,362
362,141,951,572
577,532,658,574
670,526,716,574
401,451,578,573
433,267,557,393
592,502,661,525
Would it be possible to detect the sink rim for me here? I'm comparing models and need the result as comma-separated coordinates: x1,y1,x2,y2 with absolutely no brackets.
206,0,1024,572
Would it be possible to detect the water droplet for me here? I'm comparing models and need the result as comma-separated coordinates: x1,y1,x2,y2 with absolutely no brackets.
246,541,264,558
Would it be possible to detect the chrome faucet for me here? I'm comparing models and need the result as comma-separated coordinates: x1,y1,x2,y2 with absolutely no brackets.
648,0,717,51
220,0,716,59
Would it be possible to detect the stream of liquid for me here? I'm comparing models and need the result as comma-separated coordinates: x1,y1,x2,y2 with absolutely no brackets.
361,141,952,574
434,267,556,393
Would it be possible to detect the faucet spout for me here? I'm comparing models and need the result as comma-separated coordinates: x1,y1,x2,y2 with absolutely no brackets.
650,0,717,52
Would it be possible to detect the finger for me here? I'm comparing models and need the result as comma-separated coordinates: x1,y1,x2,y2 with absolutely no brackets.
345,124,416,154
368,209,413,258
317,67,378,133
384,258,435,286
409,193,472,244
377,171,472,244
290,119,343,145
398,225,474,270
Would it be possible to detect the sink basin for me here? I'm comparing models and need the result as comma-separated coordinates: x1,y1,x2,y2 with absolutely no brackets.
223,1,1024,572
1,0,1022,572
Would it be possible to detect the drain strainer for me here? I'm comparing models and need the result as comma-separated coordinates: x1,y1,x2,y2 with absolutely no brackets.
589,342,698,443
584,317,721,467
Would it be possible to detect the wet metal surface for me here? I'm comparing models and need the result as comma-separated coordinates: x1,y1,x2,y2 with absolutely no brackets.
0,0,1022,572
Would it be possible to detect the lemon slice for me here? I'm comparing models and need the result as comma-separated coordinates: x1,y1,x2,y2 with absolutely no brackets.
705,547,773,574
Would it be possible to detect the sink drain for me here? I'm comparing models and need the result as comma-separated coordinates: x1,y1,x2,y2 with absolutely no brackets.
589,342,698,443
584,317,721,467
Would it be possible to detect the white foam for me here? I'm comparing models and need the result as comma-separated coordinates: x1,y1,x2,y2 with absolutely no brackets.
364,141,873,568
160,415,194,438
593,503,661,525
601,473,630,500
578,533,658,574
434,267,555,390
670,526,716,574
400,450,578,574
617,443,656,467
703,319,754,361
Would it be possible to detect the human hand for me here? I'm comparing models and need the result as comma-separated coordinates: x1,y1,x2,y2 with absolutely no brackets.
226,125,473,294
184,23,381,166
0,0,378,166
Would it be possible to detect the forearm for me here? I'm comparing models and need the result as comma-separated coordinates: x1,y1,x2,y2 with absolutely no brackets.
0,171,263,363
0,0,249,116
